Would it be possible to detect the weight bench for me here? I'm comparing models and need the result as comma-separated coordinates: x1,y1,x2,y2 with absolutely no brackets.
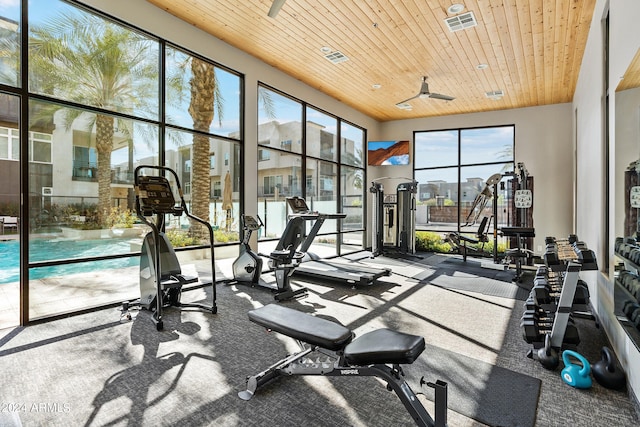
239,304,448,427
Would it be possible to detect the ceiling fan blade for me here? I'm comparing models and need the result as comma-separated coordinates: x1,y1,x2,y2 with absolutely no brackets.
397,93,420,105
428,92,455,101
268,0,286,18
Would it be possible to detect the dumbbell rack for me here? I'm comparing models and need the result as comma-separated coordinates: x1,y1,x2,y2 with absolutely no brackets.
523,236,598,362
613,237,640,349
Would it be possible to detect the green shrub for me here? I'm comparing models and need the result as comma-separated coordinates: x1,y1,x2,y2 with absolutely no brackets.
106,207,136,228
415,231,454,253
166,229,199,248
214,229,239,243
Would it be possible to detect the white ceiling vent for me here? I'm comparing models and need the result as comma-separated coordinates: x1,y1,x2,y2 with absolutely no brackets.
485,90,504,99
395,102,413,110
324,51,349,64
444,11,477,32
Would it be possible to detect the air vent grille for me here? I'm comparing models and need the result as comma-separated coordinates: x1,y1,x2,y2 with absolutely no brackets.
324,51,349,64
395,102,413,110
485,90,504,99
444,11,477,32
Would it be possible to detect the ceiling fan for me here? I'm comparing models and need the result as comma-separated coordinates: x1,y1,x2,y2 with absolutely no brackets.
397,76,455,105
268,0,286,18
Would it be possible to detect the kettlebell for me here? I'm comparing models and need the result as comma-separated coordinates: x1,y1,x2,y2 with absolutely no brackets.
537,334,559,370
561,350,592,389
592,346,626,390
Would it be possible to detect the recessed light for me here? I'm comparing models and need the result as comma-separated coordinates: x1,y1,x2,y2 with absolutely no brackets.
476,63,488,70
372,84,381,89
447,3,465,14
396,102,413,111
320,46,332,53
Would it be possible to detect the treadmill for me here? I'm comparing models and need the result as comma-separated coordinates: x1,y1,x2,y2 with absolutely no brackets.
279,197,391,286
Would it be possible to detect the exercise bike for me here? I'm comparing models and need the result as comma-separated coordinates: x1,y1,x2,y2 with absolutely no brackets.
122,165,217,330
227,213,307,301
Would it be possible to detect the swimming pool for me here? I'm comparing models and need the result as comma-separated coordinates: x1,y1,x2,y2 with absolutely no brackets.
0,238,140,284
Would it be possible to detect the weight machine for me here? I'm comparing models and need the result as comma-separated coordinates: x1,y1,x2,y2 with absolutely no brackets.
370,178,420,259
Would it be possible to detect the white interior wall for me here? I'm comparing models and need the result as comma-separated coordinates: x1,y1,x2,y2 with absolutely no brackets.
376,103,574,253
573,0,640,407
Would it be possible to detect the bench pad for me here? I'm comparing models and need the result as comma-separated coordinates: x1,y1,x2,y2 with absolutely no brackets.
344,329,425,365
247,304,353,351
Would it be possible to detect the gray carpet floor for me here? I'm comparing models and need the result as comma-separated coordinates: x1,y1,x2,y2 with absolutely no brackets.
0,253,638,426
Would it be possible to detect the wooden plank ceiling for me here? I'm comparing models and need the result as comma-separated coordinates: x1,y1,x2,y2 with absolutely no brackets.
146,0,596,122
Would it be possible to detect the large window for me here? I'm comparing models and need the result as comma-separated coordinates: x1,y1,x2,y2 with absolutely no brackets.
257,85,366,254
0,6,20,87
414,126,515,236
0,0,244,325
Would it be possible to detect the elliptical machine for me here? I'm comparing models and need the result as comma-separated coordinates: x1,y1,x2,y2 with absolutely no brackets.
228,213,307,301
123,165,217,330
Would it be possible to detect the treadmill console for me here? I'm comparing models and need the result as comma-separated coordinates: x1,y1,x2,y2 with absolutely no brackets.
286,197,312,214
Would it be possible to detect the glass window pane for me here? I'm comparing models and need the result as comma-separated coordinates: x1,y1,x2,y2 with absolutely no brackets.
256,148,302,239
307,158,338,234
258,86,302,154
415,167,459,232
340,231,364,254
340,165,364,231
32,140,51,162
0,5,20,87
460,163,513,229
0,92,20,328
0,133,7,158
306,107,337,161
165,46,241,139
460,126,515,165
165,128,240,246
29,0,159,119
28,99,160,263
341,122,365,167
29,257,140,321
415,130,458,168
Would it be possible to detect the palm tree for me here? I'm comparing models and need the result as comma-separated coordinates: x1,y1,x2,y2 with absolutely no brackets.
166,50,224,239
187,58,220,238
29,10,158,225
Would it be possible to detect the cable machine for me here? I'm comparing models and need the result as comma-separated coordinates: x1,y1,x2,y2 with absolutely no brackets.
370,178,419,259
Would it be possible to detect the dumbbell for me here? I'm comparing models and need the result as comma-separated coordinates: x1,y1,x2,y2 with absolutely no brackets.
520,309,554,325
629,248,640,265
625,279,640,300
568,234,578,244
531,285,553,305
524,296,549,312
535,267,548,280
622,301,640,323
619,270,637,285
621,243,635,259
521,319,580,345
573,280,590,305
522,310,574,329
615,237,624,253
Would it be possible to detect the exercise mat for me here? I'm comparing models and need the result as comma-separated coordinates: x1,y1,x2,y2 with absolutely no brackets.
409,344,541,427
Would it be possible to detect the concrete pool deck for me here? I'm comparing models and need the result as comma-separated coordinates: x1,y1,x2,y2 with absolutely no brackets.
0,250,238,329
0,238,362,329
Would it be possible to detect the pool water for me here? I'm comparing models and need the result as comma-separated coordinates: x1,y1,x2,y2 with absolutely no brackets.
0,238,140,284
